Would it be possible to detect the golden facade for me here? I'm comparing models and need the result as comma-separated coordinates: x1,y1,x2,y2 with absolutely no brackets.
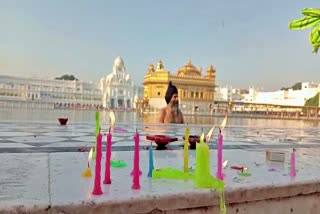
142,60,216,111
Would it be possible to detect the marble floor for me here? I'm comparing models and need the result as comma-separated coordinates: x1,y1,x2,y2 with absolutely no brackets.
1,147,320,212
0,121,320,153
1,121,320,213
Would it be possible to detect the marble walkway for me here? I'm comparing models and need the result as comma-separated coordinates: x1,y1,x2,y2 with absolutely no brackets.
1,121,320,153
1,121,320,213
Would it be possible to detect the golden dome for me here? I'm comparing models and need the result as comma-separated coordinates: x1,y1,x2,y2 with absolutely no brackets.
177,60,202,77
148,64,155,74
205,65,216,79
207,65,216,74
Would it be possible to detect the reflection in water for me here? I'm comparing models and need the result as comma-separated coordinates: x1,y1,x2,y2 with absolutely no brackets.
1,108,320,129
143,114,320,129
1,108,320,147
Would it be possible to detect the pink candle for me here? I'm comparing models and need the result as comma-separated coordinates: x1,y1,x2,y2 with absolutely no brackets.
92,134,103,195
103,128,112,184
290,148,296,177
131,130,141,189
216,129,224,180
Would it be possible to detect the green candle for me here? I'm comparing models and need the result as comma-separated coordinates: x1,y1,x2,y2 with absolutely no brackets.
93,111,100,158
183,126,190,173
195,132,211,188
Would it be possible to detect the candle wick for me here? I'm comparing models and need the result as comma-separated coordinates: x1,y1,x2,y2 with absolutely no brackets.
136,128,138,133
88,162,90,168
109,126,111,133
218,127,222,134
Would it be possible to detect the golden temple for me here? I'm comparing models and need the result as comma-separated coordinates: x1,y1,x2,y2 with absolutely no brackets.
137,59,216,112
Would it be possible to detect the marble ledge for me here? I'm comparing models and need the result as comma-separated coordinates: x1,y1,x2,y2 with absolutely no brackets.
0,205,49,214
51,180,320,214
2,182,320,214
2,148,320,214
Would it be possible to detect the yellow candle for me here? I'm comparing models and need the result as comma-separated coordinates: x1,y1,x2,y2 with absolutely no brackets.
82,147,93,178
195,132,211,188
183,126,190,173
82,167,92,178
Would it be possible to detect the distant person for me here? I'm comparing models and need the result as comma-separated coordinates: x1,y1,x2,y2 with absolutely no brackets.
158,81,184,124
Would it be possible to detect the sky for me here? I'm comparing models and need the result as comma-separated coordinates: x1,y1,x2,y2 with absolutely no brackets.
0,0,320,91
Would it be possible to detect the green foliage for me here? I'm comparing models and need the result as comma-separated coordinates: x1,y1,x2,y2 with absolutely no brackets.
280,82,302,91
292,82,302,90
289,8,320,53
55,74,78,81
305,93,320,107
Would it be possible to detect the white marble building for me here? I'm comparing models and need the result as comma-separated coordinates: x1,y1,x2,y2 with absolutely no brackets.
0,75,102,109
213,82,320,112
215,86,244,102
242,82,320,106
100,56,138,109
0,56,143,109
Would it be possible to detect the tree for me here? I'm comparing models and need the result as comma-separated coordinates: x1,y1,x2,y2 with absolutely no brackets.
288,8,320,53
292,82,302,90
55,74,78,81
305,93,319,107
280,82,302,91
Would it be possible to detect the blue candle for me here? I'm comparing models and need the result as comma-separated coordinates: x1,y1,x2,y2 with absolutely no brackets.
148,143,154,177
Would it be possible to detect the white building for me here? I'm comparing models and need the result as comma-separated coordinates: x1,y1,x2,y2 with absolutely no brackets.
215,86,244,103
100,56,140,109
0,56,143,109
0,75,102,109
242,82,320,106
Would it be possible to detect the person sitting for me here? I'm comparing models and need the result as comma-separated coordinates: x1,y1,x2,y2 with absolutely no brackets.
158,81,184,124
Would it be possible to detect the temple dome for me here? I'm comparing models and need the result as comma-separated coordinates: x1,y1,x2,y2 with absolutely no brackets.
205,65,216,79
177,60,202,77
114,56,125,72
105,56,130,84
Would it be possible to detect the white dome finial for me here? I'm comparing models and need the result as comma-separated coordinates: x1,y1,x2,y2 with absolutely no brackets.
113,56,126,74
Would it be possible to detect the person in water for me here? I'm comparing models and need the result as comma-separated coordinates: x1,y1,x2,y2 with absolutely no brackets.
158,81,184,124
